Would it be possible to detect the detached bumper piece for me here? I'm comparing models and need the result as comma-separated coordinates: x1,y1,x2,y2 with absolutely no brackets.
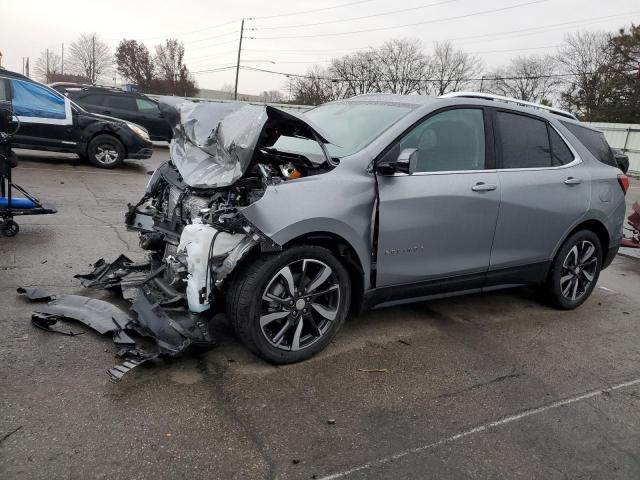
19,257,214,383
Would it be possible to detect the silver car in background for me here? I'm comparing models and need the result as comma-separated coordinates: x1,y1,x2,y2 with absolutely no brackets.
91,92,629,367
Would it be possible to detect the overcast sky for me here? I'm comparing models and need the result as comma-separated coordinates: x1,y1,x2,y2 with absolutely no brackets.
1,0,638,95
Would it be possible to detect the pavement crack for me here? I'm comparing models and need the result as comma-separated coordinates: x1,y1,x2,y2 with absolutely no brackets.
0,425,23,445
196,356,277,479
78,175,101,206
434,371,522,400
78,206,109,226
110,225,130,251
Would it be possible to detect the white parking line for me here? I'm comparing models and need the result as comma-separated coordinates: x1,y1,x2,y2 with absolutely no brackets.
598,286,617,293
317,378,640,480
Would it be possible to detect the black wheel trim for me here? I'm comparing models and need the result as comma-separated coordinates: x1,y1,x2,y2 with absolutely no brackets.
560,240,598,301
259,258,341,352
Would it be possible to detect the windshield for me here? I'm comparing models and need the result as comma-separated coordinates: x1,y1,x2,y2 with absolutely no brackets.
272,101,414,159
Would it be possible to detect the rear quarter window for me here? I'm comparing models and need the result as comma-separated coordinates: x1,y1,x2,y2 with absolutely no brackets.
561,121,616,167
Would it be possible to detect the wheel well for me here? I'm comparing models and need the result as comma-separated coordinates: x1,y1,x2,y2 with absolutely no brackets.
566,219,610,255
86,131,127,157
285,232,365,314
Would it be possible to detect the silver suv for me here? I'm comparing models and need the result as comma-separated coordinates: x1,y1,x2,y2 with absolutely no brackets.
83,92,628,367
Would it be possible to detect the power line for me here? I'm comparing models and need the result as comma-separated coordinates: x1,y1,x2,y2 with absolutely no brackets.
181,30,240,45
450,10,640,44
107,19,240,42
249,0,548,39
239,65,633,83
241,10,638,54
252,0,376,21
190,66,237,74
188,38,240,52
250,0,459,31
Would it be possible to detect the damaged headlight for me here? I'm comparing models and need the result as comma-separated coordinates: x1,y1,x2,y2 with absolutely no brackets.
126,122,151,142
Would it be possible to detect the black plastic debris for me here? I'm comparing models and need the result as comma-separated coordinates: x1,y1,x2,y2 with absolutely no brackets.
31,312,84,336
16,286,54,301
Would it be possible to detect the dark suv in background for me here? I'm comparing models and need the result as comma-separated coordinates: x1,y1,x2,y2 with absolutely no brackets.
0,70,153,168
60,85,173,142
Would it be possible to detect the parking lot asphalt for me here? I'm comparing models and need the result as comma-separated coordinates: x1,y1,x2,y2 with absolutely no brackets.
2,148,640,480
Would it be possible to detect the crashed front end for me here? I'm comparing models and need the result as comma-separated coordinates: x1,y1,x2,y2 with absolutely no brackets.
23,98,337,382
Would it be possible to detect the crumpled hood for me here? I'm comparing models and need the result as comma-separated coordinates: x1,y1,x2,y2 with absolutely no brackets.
158,97,337,189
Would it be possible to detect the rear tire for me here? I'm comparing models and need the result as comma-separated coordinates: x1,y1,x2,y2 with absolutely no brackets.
87,135,124,169
546,230,602,310
226,245,351,364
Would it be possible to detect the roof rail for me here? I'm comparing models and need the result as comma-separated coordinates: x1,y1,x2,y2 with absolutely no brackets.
439,91,578,120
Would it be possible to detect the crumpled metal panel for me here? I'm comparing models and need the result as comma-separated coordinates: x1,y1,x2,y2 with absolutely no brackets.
160,98,268,189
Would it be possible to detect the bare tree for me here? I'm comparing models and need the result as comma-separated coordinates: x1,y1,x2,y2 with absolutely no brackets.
485,55,561,103
115,40,155,90
67,33,112,84
330,51,381,97
426,41,482,95
375,39,429,94
556,31,615,119
154,39,198,96
291,65,344,105
34,49,62,83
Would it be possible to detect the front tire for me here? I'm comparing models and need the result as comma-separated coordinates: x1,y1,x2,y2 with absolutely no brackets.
87,135,124,169
546,230,602,309
226,245,351,364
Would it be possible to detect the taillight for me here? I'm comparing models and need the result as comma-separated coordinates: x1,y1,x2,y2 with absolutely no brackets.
618,174,630,194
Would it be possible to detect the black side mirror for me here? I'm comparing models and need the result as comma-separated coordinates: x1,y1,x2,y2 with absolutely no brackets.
377,148,418,175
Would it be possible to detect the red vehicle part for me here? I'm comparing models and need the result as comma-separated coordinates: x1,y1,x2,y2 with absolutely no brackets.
621,202,640,249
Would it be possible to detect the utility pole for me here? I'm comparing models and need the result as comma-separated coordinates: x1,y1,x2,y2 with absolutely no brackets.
61,43,64,75
480,75,485,92
234,19,245,101
92,34,96,84
46,48,50,82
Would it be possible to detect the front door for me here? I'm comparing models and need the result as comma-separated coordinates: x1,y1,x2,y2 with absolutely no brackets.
8,78,77,150
376,107,501,288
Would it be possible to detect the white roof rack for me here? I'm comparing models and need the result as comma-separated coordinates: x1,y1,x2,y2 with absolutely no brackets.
439,91,577,120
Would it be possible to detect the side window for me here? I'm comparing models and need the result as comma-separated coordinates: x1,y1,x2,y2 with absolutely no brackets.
11,79,67,120
399,108,485,172
549,127,574,166
0,79,8,101
497,111,550,168
105,95,137,111
136,98,159,114
78,94,106,106
561,121,616,167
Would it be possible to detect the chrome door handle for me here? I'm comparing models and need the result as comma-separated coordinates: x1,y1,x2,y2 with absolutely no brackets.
564,177,582,185
471,182,497,192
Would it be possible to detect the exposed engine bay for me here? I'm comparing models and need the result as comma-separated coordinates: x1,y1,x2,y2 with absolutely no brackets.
20,99,339,382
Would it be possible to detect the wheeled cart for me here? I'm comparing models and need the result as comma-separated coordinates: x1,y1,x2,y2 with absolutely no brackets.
1,109,56,237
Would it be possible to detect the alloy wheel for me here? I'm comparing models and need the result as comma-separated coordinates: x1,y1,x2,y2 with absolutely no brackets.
560,240,598,301
94,145,119,165
260,259,341,351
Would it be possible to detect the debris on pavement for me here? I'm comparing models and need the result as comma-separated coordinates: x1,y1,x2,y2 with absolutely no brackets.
357,368,389,373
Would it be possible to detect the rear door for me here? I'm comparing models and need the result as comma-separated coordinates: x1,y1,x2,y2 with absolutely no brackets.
101,94,138,123
489,109,590,277
376,107,501,288
8,78,77,149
